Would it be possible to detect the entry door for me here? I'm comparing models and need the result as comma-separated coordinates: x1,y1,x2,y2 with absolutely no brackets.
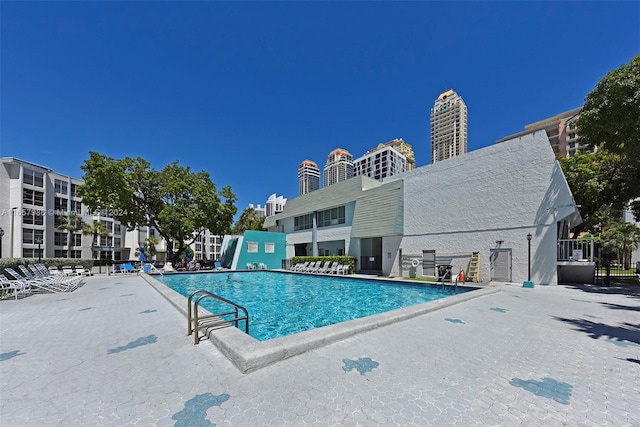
490,248,512,282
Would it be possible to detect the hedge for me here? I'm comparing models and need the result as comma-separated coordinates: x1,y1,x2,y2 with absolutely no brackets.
0,258,94,276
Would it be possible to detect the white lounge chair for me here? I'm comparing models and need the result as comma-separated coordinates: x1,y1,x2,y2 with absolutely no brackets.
4,267,72,293
316,261,331,274
75,265,92,276
0,274,29,299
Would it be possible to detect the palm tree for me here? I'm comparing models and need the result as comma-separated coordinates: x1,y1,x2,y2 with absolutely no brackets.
57,212,86,258
82,220,109,261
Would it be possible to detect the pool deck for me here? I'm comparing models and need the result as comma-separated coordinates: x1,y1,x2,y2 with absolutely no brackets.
1,274,639,426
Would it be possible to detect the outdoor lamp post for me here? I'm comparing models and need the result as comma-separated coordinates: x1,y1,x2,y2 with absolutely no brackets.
0,227,4,258
36,237,43,263
524,233,534,288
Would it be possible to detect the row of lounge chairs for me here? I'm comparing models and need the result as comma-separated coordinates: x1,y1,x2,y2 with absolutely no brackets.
1,264,85,299
291,261,349,275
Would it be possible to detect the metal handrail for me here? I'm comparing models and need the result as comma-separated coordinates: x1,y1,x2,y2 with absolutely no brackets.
187,290,249,344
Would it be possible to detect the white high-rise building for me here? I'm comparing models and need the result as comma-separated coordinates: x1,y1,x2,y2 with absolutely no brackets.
430,89,468,163
298,160,320,195
265,194,286,217
323,148,354,187
353,145,407,181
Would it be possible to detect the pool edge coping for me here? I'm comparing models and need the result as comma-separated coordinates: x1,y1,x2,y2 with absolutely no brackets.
140,272,500,373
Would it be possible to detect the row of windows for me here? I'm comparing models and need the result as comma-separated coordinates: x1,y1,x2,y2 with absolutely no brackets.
246,242,275,253
294,206,346,231
21,248,83,258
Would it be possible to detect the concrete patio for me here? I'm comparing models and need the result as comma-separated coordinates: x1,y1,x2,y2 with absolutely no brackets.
1,274,638,426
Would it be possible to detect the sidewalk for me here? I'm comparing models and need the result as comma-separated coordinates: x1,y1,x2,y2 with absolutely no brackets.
1,275,638,426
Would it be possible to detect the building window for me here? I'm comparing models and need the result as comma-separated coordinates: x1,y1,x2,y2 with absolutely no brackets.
114,224,121,235
23,229,44,244
23,248,36,258
70,183,79,197
24,169,44,187
247,242,258,253
195,243,202,252
317,206,346,228
54,232,68,246
23,189,44,206
71,234,82,246
113,237,121,248
55,179,68,195
294,213,313,231
150,229,155,237
55,197,67,212
23,210,45,226
265,242,275,253
70,200,82,213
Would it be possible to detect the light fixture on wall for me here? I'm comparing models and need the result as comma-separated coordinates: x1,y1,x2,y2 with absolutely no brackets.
495,240,504,246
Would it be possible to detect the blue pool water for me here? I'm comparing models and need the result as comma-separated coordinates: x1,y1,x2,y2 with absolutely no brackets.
159,271,471,341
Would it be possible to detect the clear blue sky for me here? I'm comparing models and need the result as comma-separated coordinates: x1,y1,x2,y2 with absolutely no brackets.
2,1,638,216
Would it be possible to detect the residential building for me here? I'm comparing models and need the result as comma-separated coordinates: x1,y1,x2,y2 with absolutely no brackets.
323,148,354,187
354,144,407,181
298,160,320,196
0,157,128,261
265,131,582,285
265,193,286,217
496,107,586,157
430,89,468,163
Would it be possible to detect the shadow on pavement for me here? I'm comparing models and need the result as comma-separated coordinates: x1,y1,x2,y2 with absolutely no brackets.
564,283,640,299
553,316,640,346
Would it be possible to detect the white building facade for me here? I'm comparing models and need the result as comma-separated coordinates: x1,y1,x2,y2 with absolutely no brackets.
353,145,407,181
265,131,581,285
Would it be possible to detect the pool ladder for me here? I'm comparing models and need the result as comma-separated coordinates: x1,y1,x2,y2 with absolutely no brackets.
187,290,249,344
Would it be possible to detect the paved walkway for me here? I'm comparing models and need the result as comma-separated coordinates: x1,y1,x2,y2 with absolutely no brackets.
1,274,638,426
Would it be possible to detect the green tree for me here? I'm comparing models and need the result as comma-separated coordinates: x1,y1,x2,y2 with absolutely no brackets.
232,207,265,234
577,54,640,220
601,221,640,269
56,212,86,258
79,152,237,265
558,151,633,234
82,220,109,260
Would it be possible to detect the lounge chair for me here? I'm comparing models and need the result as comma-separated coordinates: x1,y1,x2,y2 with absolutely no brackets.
28,264,82,289
4,267,72,293
327,262,340,274
162,262,175,273
294,262,309,272
214,262,222,270
75,265,92,276
0,274,29,299
306,261,321,273
316,261,331,274
62,266,79,276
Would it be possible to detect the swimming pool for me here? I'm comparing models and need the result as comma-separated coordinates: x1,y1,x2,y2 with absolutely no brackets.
158,271,472,341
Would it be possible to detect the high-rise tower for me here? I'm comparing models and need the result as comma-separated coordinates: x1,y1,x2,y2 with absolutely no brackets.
430,89,468,163
323,148,354,187
353,143,407,181
298,160,320,195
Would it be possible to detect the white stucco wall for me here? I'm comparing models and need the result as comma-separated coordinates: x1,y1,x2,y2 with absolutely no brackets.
385,130,578,285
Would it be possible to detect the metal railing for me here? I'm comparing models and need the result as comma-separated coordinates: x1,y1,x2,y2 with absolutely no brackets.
557,238,594,262
187,290,249,344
